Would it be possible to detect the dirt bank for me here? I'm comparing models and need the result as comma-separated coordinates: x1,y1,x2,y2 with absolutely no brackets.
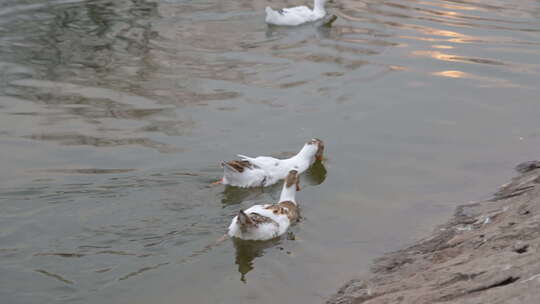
328,161,540,304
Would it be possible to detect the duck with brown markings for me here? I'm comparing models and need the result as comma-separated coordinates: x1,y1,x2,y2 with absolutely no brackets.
228,170,301,240
219,138,324,188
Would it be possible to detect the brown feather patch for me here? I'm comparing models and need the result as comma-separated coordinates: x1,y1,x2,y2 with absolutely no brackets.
278,201,299,222
239,212,277,233
308,138,325,161
264,205,288,215
225,160,253,173
285,170,299,188
249,212,277,225
264,201,299,222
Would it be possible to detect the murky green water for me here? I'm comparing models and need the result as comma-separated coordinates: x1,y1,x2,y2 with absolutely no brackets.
1,0,539,303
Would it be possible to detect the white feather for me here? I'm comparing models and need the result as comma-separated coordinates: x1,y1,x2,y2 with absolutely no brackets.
228,178,299,240
222,161,268,188
265,0,327,26
221,140,321,188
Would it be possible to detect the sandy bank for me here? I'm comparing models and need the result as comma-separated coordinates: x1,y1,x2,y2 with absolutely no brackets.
328,161,540,304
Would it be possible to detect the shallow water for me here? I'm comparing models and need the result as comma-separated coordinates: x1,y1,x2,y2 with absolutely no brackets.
1,0,539,303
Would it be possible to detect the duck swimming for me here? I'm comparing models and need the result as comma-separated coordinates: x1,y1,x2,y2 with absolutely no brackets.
220,138,324,188
265,0,328,26
228,170,300,240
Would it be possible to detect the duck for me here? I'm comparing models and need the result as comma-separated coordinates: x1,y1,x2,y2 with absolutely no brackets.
265,0,328,26
219,138,324,188
228,170,301,240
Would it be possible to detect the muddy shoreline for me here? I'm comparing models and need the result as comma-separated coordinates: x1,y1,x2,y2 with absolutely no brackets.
328,161,540,304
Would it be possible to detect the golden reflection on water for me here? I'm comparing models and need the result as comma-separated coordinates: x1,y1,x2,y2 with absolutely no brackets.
432,70,525,88
412,50,506,66
418,1,479,12
413,50,457,61
397,24,474,43
432,45,454,49
423,28,470,40
432,70,467,78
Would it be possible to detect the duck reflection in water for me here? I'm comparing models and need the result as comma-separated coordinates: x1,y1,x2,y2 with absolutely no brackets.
265,14,338,39
220,159,326,206
233,238,281,282
303,158,327,186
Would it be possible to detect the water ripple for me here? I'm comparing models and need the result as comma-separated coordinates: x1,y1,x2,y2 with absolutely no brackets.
0,0,539,302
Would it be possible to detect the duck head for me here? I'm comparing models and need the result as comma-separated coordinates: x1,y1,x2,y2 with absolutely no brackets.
307,138,325,162
285,169,301,192
297,138,325,164
279,170,300,202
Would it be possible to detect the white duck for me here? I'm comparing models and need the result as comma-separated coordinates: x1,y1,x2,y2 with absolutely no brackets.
265,0,328,26
220,138,324,188
228,170,300,240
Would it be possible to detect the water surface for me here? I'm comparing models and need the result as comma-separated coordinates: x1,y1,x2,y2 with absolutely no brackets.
1,0,540,303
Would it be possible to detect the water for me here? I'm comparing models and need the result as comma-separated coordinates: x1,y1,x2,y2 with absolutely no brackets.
0,0,539,302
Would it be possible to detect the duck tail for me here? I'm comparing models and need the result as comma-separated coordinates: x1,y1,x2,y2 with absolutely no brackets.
237,154,251,161
221,162,238,185
222,160,253,183
237,210,254,226
265,6,280,22
222,161,239,174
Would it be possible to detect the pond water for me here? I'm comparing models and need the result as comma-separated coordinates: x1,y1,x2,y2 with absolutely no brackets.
1,0,539,303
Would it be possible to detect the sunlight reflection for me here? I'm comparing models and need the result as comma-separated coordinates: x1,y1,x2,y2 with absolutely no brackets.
432,70,525,88
433,70,467,78
417,1,485,11
442,11,458,16
398,24,474,44
432,45,454,49
420,28,472,43
412,50,455,61
412,50,505,66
